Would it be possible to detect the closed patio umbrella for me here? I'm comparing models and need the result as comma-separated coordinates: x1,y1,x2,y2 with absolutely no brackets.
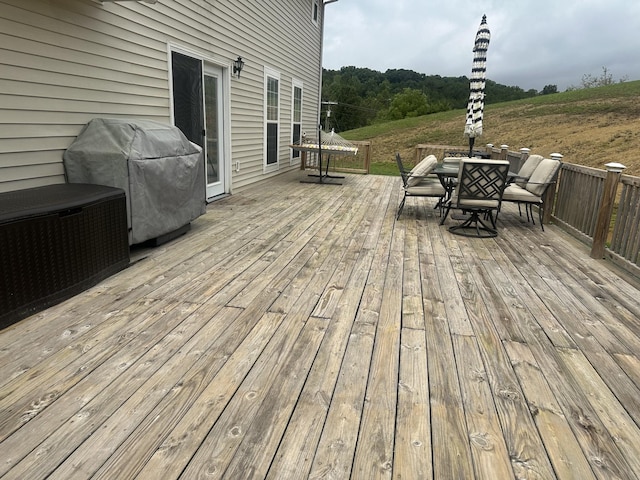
464,14,491,157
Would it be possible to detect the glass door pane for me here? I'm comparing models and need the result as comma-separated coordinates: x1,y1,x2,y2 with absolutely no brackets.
204,65,225,199
204,74,220,186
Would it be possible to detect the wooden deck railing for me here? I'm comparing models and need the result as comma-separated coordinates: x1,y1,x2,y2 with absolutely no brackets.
551,162,640,275
554,163,607,240
608,172,640,269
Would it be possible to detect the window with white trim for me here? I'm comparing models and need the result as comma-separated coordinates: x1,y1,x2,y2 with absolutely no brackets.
312,0,319,25
291,80,303,163
264,68,280,169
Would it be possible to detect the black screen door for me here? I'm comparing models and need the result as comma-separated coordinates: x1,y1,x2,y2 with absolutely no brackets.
171,51,204,147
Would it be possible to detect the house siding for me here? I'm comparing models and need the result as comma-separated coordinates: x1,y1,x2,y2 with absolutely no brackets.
0,0,323,193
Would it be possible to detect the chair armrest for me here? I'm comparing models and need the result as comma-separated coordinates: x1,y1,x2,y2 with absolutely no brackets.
525,180,557,186
407,173,438,179
507,172,528,184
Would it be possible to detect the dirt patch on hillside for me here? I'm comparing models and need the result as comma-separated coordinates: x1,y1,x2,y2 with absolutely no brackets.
368,97,640,176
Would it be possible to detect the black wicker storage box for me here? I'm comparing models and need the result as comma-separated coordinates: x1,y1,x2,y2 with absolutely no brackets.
0,183,130,329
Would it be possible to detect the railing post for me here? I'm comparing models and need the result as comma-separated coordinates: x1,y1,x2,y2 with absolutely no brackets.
364,141,371,174
486,143,494,158
590,162,626,259
500,145,508,160
541,153,564,224
415,144,425,164
519,147,530,172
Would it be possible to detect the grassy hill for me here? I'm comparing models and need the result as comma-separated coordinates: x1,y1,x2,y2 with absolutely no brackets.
341,80,640,176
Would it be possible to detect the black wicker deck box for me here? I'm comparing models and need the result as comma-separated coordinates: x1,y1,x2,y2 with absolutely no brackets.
0,183,130,329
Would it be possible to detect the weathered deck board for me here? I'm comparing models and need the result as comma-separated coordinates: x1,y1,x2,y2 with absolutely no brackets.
1,170,640,479
395,327,431,479
451,236,557,480
503,340,597,480
421,216,476,480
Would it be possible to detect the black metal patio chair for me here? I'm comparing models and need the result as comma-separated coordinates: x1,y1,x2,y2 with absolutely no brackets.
440,158,509,237
395,153,446,219
501,157,562,230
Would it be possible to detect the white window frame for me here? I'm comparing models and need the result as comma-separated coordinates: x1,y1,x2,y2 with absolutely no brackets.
312,0,319,25
264,67,281,173
291,79,303,165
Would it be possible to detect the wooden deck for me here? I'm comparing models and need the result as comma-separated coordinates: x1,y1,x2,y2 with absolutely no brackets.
2,170,640,480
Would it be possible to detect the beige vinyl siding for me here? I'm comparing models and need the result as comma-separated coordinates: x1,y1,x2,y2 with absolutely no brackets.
0,0,322,193
0,0,171,192
217,0,322,190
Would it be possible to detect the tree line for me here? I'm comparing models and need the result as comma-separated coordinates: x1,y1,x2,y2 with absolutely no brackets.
320,66,547,132
321,66,629,132
320,66,539,131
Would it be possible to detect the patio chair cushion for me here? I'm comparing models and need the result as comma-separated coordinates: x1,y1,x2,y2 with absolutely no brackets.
526,158,561,196
449,191,502,209
407,155,438,187
405,181,446,196
502,184,540,203
515,154,543,187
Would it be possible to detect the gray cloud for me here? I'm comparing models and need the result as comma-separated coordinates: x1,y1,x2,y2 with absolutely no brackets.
323,0,640,91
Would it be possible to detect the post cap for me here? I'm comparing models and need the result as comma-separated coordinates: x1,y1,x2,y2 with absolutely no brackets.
520,147,531,154
605,162,626,173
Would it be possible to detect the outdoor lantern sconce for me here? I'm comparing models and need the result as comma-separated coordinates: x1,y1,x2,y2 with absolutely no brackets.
233,56,245,78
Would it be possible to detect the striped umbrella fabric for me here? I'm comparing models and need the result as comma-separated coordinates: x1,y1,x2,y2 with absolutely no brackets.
464,14,491,157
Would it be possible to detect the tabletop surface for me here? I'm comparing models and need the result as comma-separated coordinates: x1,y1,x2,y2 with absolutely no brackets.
432,164,460,176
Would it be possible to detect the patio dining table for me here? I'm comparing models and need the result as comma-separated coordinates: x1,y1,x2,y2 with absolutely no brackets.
433,163,461,201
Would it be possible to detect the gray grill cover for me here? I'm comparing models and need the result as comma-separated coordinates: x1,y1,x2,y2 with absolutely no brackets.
63,118,206,245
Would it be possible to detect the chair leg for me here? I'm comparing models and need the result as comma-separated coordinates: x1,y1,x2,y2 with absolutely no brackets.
440,203,452,225
487,210,496,228
448,210,498,237
539,203,545,231
435,197,445,217
397,195,406,220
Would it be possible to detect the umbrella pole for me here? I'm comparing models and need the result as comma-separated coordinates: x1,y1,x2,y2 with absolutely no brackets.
468,137,475,158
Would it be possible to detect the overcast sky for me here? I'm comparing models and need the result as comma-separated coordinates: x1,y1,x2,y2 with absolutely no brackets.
322,0,640,92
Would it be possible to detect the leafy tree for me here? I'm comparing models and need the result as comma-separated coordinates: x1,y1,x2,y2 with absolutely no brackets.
379,88,430,121
323,69,370,130
541,84,558,95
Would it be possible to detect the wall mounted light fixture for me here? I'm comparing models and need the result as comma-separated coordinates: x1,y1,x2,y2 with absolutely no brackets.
233,56,245,78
